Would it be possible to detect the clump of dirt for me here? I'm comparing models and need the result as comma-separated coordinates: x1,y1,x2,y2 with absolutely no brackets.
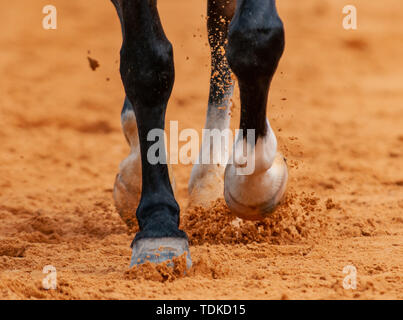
124,253,188,282
125,252,230,282
0,239,27,257
87,56,100,71
182,190,329,245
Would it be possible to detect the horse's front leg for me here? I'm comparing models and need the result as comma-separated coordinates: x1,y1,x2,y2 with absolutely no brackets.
224,0,288,220
111,0,191,268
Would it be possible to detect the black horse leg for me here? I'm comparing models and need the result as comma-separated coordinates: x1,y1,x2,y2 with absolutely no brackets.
111,0,190,268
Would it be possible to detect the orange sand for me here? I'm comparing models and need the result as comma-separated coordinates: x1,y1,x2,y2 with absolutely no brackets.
0,0,402,299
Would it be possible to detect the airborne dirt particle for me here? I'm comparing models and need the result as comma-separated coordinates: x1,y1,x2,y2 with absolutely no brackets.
87,56,100,71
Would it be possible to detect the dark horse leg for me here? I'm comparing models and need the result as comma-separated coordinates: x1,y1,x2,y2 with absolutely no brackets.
188,0,236,206
111,0,191,268
224,0,289,220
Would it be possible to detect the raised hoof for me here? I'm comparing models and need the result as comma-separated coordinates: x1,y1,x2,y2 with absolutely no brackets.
130,237,192,269
224,152,288,221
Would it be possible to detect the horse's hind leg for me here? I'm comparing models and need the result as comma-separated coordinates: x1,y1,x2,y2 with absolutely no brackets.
111,0,190,268
188,0,236,206
224,0,288,220
113,97,142,229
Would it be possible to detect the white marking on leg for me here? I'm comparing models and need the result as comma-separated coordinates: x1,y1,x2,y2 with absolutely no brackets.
188,97,233,205
224,118,288,220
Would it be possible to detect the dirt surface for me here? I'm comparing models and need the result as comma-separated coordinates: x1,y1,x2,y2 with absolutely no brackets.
0,0,402,300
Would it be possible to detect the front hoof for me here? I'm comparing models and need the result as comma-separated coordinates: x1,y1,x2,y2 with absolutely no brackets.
224,152,288,220
130,237,192,269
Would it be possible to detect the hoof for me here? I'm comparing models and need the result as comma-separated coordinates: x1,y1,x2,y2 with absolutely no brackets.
188,164,225,207
224,152,288,221
130,237,192,269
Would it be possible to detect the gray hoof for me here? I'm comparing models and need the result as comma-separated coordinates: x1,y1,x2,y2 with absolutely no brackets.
130,237,192,269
